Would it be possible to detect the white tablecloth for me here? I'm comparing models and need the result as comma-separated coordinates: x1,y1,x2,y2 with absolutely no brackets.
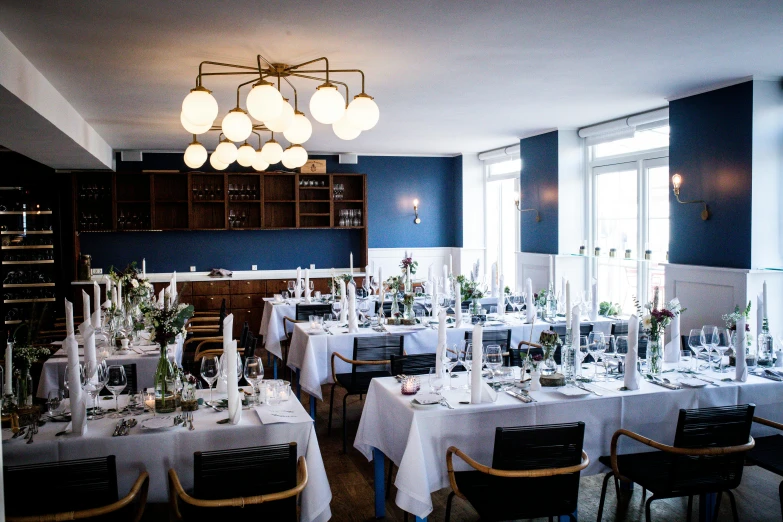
287,317,614,400
4,390,332,522
260,300,297,359
37,345,166,399
354,366,783,519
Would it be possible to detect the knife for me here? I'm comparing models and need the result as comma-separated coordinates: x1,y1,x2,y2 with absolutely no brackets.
647,376,681,390
506,390,534,403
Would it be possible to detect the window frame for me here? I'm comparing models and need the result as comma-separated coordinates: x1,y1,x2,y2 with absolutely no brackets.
483,156,521,287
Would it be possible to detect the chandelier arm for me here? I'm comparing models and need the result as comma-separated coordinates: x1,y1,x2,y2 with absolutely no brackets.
289,57,329,83
235,77,259,108
290,73,349,101
197,61,258,87
281,76,298,111
257,54,276,75
295,69,365,93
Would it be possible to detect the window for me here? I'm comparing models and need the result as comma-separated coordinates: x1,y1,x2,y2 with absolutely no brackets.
588,125,669,310
484,156,520,291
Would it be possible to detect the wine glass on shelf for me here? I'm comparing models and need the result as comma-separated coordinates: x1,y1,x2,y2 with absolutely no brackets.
688,329,705,371
200,355,220,405
105,365,128,418
587,332,605,380
244,356,263,404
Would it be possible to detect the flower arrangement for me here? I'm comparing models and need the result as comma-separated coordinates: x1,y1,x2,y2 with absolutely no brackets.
455,274,484,302
327,273,353,297
385,275,405,294
12,345,50,375
528,353,544,371
534,289,548,308
538,330,562,361
634,287,685,342
140,298,194,346
109,262,153,302
400,256,418,275
722,301,752,332
599,301,622,317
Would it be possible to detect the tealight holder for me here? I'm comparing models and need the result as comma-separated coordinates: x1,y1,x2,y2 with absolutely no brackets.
401,376,420,395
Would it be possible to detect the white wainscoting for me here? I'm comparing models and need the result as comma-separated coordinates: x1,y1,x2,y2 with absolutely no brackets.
516,252,552,293
368,248,456,281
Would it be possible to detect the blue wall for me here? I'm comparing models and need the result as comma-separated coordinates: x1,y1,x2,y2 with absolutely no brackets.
79,152,461,272
519,131,559,254
669,82,754,269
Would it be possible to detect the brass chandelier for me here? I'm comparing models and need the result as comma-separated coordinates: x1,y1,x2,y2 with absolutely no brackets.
181,54,379,171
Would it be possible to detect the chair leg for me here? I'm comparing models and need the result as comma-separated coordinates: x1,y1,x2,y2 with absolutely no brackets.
342,392,349,453
386,458,394,499
713,491,723,522
596,472,613,522
645,495,655,522
327,383,336,436
445,492,455,522
687,495,693,522
725,490,739,522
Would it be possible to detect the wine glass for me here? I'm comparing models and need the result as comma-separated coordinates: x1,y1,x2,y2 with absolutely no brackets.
64,363,84,398
200,355,220,404
443,345,460,390
423,294,432,317
331,299,343,321
244,356,263,404
460,341,473,389
362,277,370,297
82,361,106,420
587,332,605,380
701,325,719,371
105,365,128,418
576,335,589,378
370,276,380,296
688,329,705,371
287,280,296,298
714,327,731,373
602,336,617,380
485,345,503,382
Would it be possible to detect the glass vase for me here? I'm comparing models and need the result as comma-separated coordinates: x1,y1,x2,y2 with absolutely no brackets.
403,294,415,321
647,337,663,376
154,343,177,413
390,295,400,318
16,368,33,407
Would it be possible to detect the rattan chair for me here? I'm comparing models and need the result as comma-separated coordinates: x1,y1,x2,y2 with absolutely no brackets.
745,416,783,518
5,456,149,521
168,443,307,521
446,422,588,521
329,335,404,452
596,404,756,522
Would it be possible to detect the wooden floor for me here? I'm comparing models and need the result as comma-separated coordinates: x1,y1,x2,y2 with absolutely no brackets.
143,349,783,521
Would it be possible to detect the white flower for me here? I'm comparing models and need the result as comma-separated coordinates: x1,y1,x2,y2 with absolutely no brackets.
130,279,139,288
642,315,653,329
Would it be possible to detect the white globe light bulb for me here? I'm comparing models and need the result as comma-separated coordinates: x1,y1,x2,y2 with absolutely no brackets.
183,141,208,169
246,80,284,121
260,139,283,164
252,151,269,172
180,112,211,134
289,145,308,168
309,83,345,124
182,87,218,127
209,153,228,171
281,149,298,169
236,143,256,167
221,109,253,142
332,113,361,140
264,99,295,132
346,93,380,131
215,139,238,164
283,111,313,144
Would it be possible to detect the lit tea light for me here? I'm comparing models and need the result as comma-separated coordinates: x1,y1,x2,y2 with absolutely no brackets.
401,376,420,395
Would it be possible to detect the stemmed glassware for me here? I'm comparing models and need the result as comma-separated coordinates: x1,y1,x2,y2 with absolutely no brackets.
701,325,719,371
587,332,605,380
484,345,503,382
460,341,473,389
602,336,617,380
64,363,83,398
47,389,64,418
244,356,264,404
688,329,705,371
443,345,460,390
105,365,128,418
287,280,296,298
423,294,432,317
713,327,731,373
331,299,343,321
200,355,220,404
82,361,107,420
370,276,379,296
576,336,589,378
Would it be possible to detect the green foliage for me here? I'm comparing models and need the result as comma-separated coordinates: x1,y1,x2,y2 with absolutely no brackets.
599,301,622,316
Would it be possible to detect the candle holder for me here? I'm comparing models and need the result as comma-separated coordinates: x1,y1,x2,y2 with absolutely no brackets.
401,376,420,395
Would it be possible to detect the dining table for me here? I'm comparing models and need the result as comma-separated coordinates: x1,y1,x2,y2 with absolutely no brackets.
354,364,783,521
3,389,332,522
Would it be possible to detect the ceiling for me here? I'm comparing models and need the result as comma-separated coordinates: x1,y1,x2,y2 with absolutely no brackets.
1,0,782,157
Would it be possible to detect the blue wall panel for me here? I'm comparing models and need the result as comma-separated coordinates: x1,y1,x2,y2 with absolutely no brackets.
519,131,559,254
668,82,754,269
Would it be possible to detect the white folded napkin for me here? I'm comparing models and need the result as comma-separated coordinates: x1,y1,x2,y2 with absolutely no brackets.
339,279,348,323
757,292,764,338
304,269,312,304
78,320,96,379
455,283,463,325
735,316,748,382
664,298,681,363
81,289,91,331
624,314,641,390
436,309,447,377
571,304,581,378
347,282,359,333
497,274,505,318
65,298,75,336
427,265,433,285
66,334,87,435
491,262,498,298
589,278,599,322
442,264,449,295
170,272,177,302
226,339,241,424
525,278,535,323
92,282,101,329
174,333,184,368
431,286,440,318
296,267,302,298
475,382,498,403
471,324,484,404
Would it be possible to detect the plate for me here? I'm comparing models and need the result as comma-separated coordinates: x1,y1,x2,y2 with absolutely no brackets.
555,386,591,397
411,393,442,408
140,416,179,430
678,378,708,388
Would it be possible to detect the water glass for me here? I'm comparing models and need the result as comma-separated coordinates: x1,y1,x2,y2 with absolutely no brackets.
428,368,444,394
485,345,503,380
688,329,705,371
47,389,64,417
679,349,693,372
201,355,220,404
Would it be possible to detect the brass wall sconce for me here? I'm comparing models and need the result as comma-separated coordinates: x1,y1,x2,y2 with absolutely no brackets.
513,195,541,222
671,173,710,220
413,199,421,224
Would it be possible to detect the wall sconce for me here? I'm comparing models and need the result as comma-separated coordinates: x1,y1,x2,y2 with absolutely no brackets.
671,173,710,220
513,194,541,222
413,199,421,224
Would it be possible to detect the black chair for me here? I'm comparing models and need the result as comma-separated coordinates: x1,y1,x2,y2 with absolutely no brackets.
295,303,332,321
243,333,258,361
238,321,250,349
745,416,783,519
446,422,588,521
611,321,628,336
4,456,149,521
329,335,404,452
391,353,437,376
169,443,306,521
550,324,593,364
597,404,756,522
99,363,137,396
466,329,512,367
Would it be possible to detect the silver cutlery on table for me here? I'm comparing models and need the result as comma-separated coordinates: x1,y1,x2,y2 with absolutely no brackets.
646,375,681,389
26,423,37,444
575,382,603,396
693,376,720,386
12,426,26,439
506,390,535,403
440,398,455,409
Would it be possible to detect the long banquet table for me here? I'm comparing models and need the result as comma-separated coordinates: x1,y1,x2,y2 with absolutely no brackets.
3,390,332,522
287,316,615,401
354,365,783,520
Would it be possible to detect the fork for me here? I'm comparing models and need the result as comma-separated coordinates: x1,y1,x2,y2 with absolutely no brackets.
440,398,455,409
